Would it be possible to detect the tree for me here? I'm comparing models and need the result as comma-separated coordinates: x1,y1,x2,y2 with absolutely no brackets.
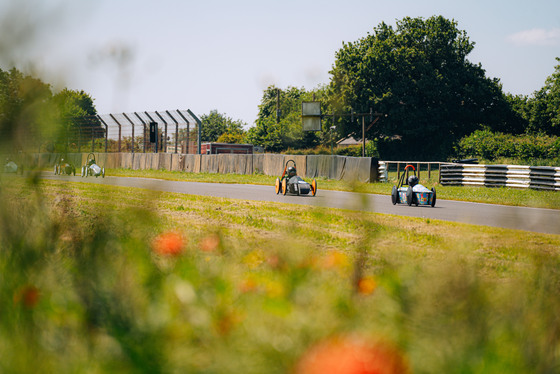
0,67,54,150
52,89,100,151
327,16,514,160
527,58,560,135
246,85,324,152
200,110,245,143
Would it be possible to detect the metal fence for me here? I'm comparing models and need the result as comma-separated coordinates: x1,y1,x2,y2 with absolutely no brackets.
378,161,446,183
59,109,201,154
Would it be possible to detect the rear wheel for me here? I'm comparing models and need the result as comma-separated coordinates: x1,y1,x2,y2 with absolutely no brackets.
311,179,317,196
54,165,58,175
391,186,398,205
431,187,437,207
102,168,105,178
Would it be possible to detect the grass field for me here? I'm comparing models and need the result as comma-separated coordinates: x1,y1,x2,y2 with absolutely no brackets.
2,174,560,373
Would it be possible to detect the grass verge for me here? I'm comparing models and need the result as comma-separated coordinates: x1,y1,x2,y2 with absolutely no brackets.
2,176,560,373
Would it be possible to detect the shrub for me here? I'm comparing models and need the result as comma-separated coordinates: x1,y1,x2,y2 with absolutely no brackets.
456,130,560,165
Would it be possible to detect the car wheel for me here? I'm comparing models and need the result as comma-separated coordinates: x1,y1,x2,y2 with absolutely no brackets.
54,165,58,175
275,178,281,194
406,187,413,206
431,187,437,207
73,167,76,176
282,178,288,195
391,186,398,205
311,179,317,196
102,168,105,178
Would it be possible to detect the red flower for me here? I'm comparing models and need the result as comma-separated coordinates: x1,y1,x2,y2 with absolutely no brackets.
294,335,409,374
152,231,185,256
199,233,220,252
14,285,40,309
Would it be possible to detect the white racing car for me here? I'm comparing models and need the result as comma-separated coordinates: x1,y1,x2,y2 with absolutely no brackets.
391,164,436,207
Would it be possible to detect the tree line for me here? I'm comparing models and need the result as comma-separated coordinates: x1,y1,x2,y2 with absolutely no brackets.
2,15,558,162
206,16,560,162
0,67,98,152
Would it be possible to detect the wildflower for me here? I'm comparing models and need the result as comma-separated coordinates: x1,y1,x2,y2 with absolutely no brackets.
322,251,349,270
14,285,40,309
294,335,409,374
152,231,185,256
239,278,258,293
199,233,220,252
357,276,377,295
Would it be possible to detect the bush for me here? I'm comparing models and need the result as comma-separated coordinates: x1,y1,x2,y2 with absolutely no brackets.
284,141,379,158
456,130,560,165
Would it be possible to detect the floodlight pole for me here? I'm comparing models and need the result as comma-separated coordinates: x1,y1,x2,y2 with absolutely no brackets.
303,104,384,157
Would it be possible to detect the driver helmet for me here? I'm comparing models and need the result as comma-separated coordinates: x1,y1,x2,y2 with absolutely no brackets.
408,175,419,187
287,166,297,177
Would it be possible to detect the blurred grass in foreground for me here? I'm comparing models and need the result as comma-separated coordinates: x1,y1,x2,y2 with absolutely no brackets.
111,168,560,209
1,175,560,373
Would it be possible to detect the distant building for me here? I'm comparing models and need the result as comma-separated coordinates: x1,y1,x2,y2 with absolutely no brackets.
201,143,254,154
336,136,363,148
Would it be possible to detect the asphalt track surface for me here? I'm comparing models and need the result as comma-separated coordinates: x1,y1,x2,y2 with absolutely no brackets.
42,173,560,235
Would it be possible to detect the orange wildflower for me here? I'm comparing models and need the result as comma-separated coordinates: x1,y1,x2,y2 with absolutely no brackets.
294,335,409,374
239,278,258,293
322,251,349,270
199,233,220,252
357,276,377,295
152,231,185,256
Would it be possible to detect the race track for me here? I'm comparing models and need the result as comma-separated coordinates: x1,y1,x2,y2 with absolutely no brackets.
42,173,560,235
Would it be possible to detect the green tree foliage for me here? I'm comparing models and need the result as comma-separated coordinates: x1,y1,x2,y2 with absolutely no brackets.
52,89,99,152
0,68,54,150
246,86,324,152
328,16,514,160
200,110,246,143
456,129,560,164
0,68,99,152
52,88,96,118
524,58,560,135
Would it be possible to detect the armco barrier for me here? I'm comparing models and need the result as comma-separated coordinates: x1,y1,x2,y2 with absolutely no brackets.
440,163,560,191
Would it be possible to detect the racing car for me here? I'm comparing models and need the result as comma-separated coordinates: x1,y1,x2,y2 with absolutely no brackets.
81,153,105,178
3,158,22,174
391,164,436,207
54,156,76,176
275,159,317,196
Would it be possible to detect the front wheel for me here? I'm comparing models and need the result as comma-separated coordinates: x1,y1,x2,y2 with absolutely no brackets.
275,178,281,194
81,166,85,177
102,168,105,178
391,186,398,205
431,187,437,207
282,178,288,196
406,187,413,206
54,165,58,175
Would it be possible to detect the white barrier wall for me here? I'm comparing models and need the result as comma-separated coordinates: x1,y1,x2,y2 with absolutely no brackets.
30,152,379,183
440,164,560,191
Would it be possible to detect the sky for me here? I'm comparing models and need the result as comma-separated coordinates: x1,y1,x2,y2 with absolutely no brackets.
1,0,559,128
